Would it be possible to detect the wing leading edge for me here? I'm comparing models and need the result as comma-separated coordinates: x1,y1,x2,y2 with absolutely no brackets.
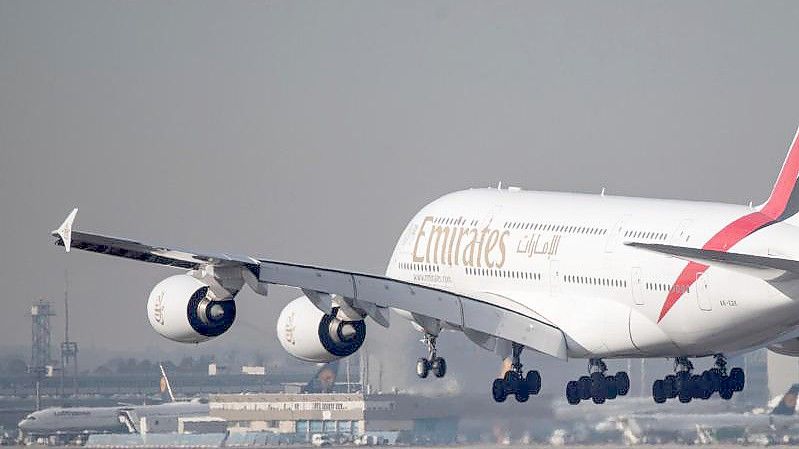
52,211,568,359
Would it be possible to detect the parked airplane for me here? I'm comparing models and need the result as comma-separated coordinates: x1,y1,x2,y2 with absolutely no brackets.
52,126,799,406
596,384,799,444
17,366,208,440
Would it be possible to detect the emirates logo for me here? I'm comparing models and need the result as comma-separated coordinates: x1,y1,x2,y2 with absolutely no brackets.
284,312,296,345
152,292,165,326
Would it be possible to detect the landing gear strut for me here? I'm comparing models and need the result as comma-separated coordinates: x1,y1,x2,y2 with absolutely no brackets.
565,359,630,405
652,354,745,404
491,343,542,403
416,333,446,379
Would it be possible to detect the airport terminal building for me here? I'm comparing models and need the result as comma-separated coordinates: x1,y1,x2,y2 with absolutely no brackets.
209,392,458,444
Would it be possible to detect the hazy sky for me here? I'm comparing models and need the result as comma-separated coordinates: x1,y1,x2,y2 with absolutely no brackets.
2,1,799,389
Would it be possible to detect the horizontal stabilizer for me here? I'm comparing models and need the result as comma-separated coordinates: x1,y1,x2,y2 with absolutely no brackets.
625,242,799,281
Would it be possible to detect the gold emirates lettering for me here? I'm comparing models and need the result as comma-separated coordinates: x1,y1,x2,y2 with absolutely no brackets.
412,216,510,268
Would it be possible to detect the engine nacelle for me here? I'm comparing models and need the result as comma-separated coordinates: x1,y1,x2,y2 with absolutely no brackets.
276,296,366,363
147,274,236,343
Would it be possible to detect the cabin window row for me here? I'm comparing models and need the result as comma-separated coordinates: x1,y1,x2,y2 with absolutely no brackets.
398,262,440,273
625,230,668,241
504,221,607,236
465,267,542,280
433,216,469,226
646,282,689,293
565,275,627,288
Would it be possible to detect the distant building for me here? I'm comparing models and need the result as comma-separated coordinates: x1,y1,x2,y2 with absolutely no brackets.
241,366,266,376
768,351,799,399
209,392,457,444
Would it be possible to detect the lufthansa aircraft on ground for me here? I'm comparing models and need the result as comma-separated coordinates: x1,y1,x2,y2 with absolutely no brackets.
52,127,799,406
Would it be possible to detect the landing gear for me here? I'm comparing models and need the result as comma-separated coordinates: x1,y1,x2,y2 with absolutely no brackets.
491,343,542,403
651,354,745,403
416,334,446,379
565,359,630,405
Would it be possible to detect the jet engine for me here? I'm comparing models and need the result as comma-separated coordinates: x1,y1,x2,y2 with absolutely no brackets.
276,296,366,363
147,274,236,343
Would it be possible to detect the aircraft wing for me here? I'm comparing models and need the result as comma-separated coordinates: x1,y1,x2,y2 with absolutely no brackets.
52,210,568,359
625,242,799,281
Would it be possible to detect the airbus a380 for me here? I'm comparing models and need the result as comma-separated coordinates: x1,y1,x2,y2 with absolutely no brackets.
52,127,799,406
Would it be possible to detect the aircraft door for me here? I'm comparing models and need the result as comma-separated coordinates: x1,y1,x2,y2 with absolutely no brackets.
549,260,561,297
605,215,631,253
696,272,712,311
631,267,644,305
673,219,693,244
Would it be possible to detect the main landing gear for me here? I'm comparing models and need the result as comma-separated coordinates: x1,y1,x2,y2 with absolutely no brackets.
491,343,542,403
652,354,745,404
565,359,630,405
416,333,447,379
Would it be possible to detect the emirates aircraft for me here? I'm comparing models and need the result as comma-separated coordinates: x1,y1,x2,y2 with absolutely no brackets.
52,127,799,406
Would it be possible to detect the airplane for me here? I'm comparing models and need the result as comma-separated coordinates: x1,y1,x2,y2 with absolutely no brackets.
17,365,208,440
51,125,799,406
595,383,799,444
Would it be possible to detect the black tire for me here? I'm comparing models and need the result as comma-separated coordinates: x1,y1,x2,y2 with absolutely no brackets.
515,382,530,402
708,368,722,392
431,357,447,378
416,358,430,379
590,373,605,401
615,371,630,396
492,378,507,403
730,367,745,392
690,374,702,399
592,393,606,404
578,376,592,400
719,377,734,400
526,370,542,395
605,375,618,400
566,380,580,405
652,379,667,404
664,374,677,398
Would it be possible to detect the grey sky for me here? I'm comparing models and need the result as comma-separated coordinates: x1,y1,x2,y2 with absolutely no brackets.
1,1,799,387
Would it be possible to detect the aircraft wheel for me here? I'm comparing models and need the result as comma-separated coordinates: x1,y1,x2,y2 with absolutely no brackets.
578,376,592,400
526,370,542,395
605,375,618,400
652,379,667,404
515,382,530,402
566,380,581,405
492,378,508,402
719,377,734,400
431,357,446,378
615,371,630,396
730,367,745,392
416,358,430,379
664,375,677,398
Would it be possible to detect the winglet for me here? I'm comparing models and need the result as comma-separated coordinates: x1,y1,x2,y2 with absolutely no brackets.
53,208,78,252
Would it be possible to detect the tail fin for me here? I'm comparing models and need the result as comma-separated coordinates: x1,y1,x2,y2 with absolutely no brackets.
760,126,799,221
770,384,799,416
159,363,175,402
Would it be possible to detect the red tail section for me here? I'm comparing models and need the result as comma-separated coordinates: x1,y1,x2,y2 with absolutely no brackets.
761,126,799,221
657,126,799,322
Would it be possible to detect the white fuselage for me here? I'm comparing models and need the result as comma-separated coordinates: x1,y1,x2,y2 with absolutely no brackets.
385,188,799,359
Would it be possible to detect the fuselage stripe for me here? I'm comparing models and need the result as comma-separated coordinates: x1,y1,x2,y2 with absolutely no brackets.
658,131,799,322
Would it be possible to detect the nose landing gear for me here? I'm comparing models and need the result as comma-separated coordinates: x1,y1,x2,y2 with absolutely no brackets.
565,359,630,405
491,343,542,403
652,354,745,404
416,333,446,379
